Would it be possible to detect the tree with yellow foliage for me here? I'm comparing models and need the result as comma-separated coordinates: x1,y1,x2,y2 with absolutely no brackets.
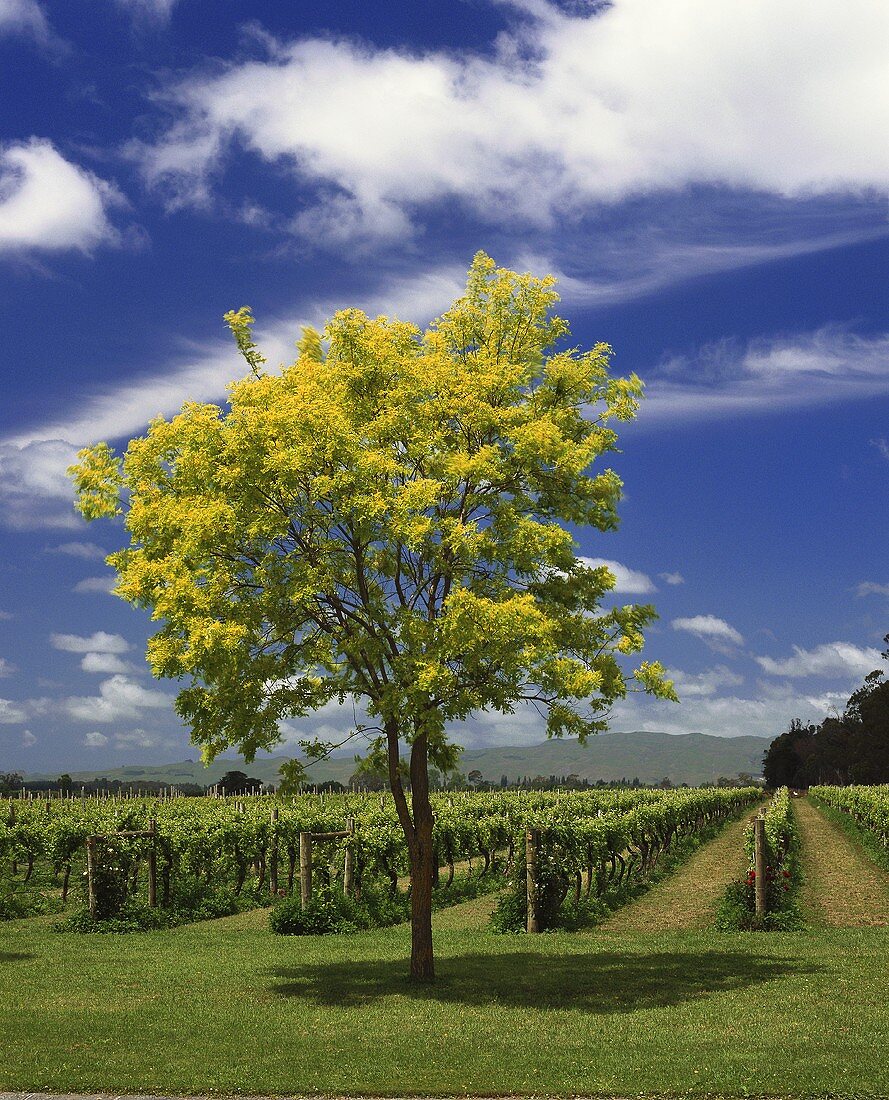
71,253,675,981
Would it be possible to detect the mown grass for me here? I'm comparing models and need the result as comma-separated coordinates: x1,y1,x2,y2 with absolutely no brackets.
2,905,888,1097
598,807,754,932
809,795,889,877
794,797,889,927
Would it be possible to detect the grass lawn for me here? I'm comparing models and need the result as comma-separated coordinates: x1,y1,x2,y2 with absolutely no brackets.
1,906,888,1098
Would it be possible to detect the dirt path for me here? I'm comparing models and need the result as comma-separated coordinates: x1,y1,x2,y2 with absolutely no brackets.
595,811,754,932
795,796,889,927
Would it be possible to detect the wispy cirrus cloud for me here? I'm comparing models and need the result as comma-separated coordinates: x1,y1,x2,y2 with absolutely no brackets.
642,327,889,423
856,581,889,598
0,265,465,529
0,0,47,39
73,575,116,595
47,541,107,560
112,0,178,22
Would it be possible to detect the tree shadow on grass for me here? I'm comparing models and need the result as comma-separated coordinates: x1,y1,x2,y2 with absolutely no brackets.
267,949,822,1013
0,952,36,963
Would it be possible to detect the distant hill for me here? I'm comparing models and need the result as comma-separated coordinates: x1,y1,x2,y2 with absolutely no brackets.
27,730,768,788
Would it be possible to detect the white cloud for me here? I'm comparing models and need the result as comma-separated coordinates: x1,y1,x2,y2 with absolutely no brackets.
643,328,889,423
0,139,122,255
673,615,744,649
659,572,685,586
135,0,889,243
0,439,82,529
0,657,14,677
113,0,178,20
872,438,889,462
80,652,132,674
49,541,107,560
51,630,130,654
0,698,27,723
0,0,47,39
65,674,171,723
669,666,744,698
517,218,889,310
755,642,886,679
112,727,176,749
83,730,110,747
73,575,116,595
21,729,36,746
579,556,656,595
856,581,889,598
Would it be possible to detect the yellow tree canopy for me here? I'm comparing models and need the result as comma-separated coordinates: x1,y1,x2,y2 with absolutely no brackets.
71,252,675,770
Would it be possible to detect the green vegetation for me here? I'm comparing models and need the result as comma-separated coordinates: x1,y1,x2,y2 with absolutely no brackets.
794,793,889,928
716,787,803,931
1,787,757,934
491,788,755,931
810,787,889,877
763,638,889,787
4,791,889,1096
71,254,679,979
2,911,889,1097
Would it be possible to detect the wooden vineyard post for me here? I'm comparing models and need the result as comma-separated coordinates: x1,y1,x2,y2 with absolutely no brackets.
147,818,158,908
269,807,279,896
754,816,767,917
86,836,98,919
300,831,312,909
343,817,355,896
526,828,540,933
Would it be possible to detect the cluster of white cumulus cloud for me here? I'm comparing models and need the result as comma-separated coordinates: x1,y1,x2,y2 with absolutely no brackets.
3,0,889,251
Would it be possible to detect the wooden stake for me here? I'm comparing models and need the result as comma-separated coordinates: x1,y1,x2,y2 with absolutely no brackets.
526,828,540,933
86,836,98,919
147,818,158,908
754,816,767,917
300,831,312,909
269,807,279,896
343,816,355,895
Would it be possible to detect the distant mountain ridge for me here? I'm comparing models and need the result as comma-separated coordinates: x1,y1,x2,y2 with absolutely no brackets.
27,730,769,788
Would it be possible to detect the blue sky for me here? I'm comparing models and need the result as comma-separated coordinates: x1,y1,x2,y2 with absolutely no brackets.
1,0,888,774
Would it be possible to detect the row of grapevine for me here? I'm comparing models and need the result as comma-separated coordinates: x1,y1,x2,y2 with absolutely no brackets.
714,786,798,930
500,786,761,930
810,784,889,847
2,787,760,927
745,786,795,872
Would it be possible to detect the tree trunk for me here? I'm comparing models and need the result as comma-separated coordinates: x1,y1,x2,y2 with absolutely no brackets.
408,734,435,982
385,718,436,982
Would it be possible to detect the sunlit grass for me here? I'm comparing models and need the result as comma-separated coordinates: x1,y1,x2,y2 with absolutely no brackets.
2,905,888,1097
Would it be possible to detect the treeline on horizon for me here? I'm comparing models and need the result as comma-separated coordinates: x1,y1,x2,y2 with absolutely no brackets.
0,768,760,799
764,634,889,787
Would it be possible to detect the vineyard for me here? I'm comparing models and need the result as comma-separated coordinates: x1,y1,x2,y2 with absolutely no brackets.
3,786,889,1097
810,784,889,844
1,785,759,929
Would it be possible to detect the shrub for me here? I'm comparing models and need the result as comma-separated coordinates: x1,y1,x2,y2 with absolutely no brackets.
270,887,363,935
